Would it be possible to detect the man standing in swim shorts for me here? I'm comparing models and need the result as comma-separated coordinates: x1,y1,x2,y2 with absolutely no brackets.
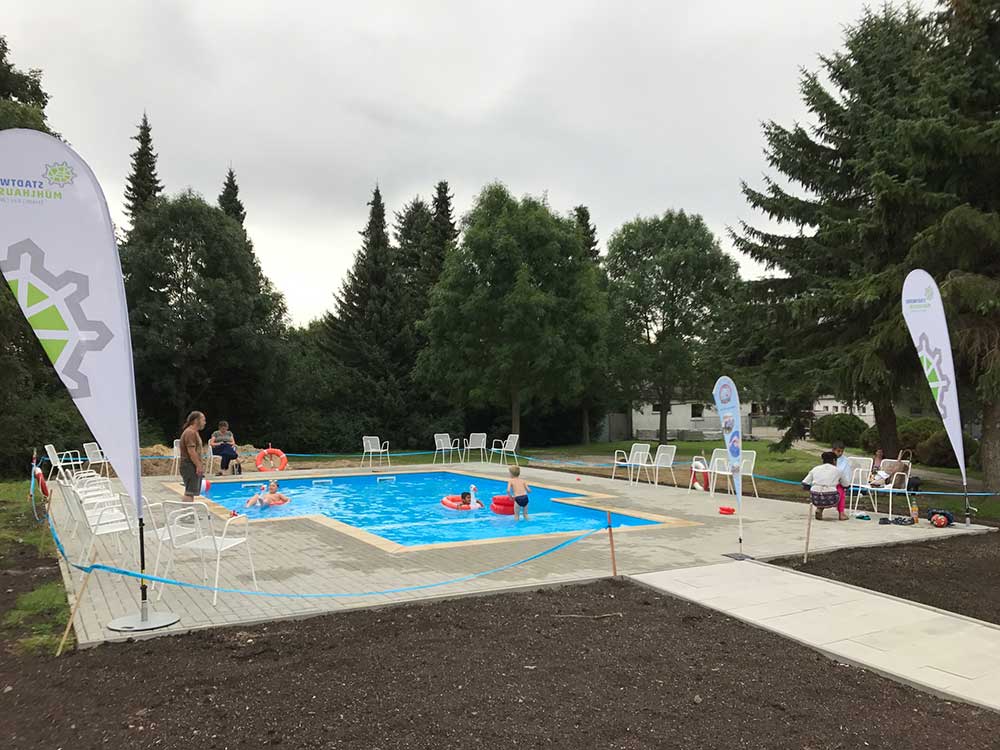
179,410,206,503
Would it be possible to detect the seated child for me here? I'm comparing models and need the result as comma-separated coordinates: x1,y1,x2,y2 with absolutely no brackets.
802,451,848,521
246,480,291,508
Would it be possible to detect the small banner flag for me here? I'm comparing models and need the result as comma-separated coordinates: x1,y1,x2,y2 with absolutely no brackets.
712,375,745,551
901,269,966,487
0,129,144,516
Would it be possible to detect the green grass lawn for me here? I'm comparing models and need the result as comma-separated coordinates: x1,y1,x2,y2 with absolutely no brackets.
0,478,70,653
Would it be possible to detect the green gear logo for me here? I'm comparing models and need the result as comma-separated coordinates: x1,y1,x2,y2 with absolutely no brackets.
916,333,950,419
43,161,76,187
1,239,112,398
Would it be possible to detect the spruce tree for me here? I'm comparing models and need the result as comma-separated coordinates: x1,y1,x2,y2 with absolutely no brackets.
573,205,600,262
733,6,939,455
123,113,164,223
321,187,417,442
218,167,246,225
394,196,434,305
424,181,458,295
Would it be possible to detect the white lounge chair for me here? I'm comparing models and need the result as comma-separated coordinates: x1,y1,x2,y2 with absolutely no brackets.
158,501,257,606
433,433,461,464
651,445,678,486
612,443,652,485
463,433,487,463
361,436,391,468
490,434,519,465
83,441,110,477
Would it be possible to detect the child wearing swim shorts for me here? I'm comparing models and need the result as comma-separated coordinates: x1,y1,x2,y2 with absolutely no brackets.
506,465,531,521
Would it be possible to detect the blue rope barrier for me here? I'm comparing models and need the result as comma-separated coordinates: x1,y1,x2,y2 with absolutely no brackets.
48,515,603,599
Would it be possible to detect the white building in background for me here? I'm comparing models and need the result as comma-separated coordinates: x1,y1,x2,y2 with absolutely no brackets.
812,396,876,426
624,400,753,440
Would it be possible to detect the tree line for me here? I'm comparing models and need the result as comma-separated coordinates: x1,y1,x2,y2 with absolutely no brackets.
1,1,999,490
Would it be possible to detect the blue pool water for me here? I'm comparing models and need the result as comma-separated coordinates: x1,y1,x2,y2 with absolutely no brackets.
205,471,656,546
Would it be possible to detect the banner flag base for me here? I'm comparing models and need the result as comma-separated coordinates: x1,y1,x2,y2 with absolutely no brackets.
107,600,179,632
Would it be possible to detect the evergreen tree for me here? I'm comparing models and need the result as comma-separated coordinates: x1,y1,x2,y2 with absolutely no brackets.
123,113,164,223
121,191,286,439
733,6,939,456
573,205,600,262
423,181,458,297
321,187,422,443
218,167,246,225
394,196,434,309
898,0,1000,489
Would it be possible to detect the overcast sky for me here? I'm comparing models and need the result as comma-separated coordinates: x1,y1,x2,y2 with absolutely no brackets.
6,1,915,325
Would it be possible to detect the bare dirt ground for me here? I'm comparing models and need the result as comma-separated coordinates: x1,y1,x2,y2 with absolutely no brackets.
3,579,999,749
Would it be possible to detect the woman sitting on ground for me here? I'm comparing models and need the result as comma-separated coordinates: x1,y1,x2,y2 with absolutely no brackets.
802,451,848,521
246,480,290,508
210,420,241,475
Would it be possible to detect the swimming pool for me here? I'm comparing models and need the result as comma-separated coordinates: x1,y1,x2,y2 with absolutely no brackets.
205,471,657,547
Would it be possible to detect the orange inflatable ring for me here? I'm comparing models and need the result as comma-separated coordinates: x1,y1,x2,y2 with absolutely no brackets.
441,495,483,511
255,448,288,472
490,494,515,515
34,466,50,499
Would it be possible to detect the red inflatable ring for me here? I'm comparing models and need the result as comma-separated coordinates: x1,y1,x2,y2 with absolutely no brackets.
441,495,483,511
255,448,288,472
34,466,50,499
490,494,515,515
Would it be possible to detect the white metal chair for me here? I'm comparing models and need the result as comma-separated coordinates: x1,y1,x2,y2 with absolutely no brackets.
158,500,257,606
886,458,914,519
651,445,678,486
846,456,877,515
203,443,222,476
45,443,98,484
709,449,760,498
83,441,110,477
612,443,652,484
67,487,133,567
490,434,520,465
361,436,391,468
169,439,181,477
433,433,461,464
463,433,488,463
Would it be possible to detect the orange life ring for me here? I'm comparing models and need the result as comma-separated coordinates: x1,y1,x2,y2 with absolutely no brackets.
255,448,288,472
490,494,515,515
34,466,50,499
441,495,482,511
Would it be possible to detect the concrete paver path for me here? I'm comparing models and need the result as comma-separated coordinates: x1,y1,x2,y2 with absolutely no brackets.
633,561,1000,712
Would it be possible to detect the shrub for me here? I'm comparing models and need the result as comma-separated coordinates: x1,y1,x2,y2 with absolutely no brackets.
810,413,867,447
898,417,942,451
915,430,979,468
860,425,880,452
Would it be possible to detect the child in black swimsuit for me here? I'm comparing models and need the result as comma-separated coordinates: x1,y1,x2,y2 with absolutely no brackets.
507,465,531,521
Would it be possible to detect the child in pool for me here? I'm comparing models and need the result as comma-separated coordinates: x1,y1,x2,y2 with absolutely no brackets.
506,466,531,521
460,485,483,509
246,480,291,508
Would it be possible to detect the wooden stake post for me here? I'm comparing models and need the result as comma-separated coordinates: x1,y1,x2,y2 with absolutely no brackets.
606,511,618,577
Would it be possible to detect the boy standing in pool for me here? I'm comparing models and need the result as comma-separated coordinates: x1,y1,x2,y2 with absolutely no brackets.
507,465,531,521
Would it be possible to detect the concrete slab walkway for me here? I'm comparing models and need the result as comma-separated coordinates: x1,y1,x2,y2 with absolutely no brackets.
632,561,1000,712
